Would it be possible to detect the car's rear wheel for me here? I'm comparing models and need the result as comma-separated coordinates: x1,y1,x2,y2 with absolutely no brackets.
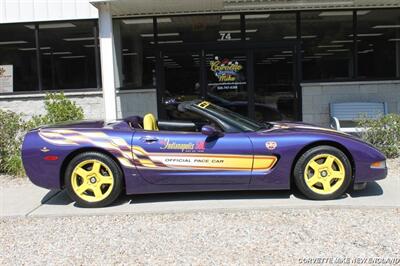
294,145,352,200
65,152,123,207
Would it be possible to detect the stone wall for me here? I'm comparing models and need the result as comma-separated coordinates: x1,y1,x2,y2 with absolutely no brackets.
301,80,400,127
0,89,157,121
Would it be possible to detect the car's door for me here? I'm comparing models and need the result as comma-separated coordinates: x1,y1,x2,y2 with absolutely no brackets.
131,130,253,185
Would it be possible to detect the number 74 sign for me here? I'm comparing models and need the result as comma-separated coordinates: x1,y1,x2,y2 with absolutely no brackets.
219,32,232,41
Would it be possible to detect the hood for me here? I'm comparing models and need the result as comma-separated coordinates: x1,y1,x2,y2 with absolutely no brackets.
264,121,386,157
265,121,357,138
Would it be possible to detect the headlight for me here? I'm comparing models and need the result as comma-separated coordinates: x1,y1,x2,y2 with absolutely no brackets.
370,160,387,169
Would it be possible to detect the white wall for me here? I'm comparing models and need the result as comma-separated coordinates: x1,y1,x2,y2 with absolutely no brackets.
0,0,98,24
0,89,157,121
302,80,400,127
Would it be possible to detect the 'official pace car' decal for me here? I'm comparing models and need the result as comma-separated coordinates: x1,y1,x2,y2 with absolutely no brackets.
39,129,277,172
132,147,276,171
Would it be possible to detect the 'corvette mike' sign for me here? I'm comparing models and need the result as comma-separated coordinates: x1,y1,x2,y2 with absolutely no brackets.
208,56,246,91
0,65,13,93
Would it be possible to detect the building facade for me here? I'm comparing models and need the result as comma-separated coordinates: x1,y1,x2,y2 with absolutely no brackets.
0,0,399,126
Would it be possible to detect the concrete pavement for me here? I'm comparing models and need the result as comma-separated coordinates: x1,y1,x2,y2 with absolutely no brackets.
1,174,398,218
0,185,58,217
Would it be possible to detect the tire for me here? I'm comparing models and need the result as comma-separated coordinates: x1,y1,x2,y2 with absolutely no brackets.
65,152,123,208
293,145,352,200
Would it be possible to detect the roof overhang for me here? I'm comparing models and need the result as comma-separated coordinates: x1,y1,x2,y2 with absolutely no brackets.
90,0,400,17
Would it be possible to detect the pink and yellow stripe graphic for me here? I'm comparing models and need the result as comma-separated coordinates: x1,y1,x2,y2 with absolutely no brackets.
39,129,277,172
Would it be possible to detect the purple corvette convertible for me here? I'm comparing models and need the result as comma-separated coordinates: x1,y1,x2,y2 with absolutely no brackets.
22,100,387,207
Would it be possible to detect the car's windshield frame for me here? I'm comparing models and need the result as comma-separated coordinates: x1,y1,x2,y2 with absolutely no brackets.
190,101,268,132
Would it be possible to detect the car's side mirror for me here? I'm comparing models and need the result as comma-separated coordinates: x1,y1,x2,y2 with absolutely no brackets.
201,125,224,138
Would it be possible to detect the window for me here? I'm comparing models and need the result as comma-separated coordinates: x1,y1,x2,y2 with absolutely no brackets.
38,21,98,90
357,9,400,79
0,20,100,93
0,24,37,92
301,11,354,80
117,18,156,90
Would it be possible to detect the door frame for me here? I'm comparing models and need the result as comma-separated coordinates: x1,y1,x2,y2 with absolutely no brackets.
157,40,302,120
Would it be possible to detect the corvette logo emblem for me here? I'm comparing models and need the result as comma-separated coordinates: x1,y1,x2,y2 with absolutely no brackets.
265,141,277,150
40,147,50,152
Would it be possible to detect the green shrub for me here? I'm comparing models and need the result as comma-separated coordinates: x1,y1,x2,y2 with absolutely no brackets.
0,92,85,176
0,110,26,175
357,113,400,158
42,92,84,124
28,92,84,128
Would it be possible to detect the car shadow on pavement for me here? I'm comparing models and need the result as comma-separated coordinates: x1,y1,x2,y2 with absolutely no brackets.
41,190,132,208
40,189,67,205
41,190,73,205
41,190,292,208
128,190,292,205
348,181,383,198
39,181,383,208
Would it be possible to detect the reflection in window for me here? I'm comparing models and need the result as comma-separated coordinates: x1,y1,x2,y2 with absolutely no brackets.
245,13,296,42
254,49,295,121
357,9,400,79
247,13,297,121
118,18,155,90
163,51,200,101
0,24,37,92
301,11,354,80
157,15,241,43
38,21,97,90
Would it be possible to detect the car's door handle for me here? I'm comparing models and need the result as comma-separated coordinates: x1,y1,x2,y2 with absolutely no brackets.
140,136,158,143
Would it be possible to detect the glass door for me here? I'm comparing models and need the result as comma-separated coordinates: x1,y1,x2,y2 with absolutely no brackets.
158,45,300,122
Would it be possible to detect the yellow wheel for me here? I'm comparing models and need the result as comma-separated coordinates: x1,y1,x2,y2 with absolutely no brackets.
294,146,352,200
71,160,114,202
65,152,123,207
303,154,345,195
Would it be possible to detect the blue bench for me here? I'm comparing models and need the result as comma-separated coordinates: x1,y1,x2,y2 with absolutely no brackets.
330,102,388,133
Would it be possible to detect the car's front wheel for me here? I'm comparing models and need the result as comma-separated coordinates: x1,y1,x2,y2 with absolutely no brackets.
294,145,352,200
65,152,123,207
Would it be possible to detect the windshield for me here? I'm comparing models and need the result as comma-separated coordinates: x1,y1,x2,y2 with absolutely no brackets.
195,101,267,132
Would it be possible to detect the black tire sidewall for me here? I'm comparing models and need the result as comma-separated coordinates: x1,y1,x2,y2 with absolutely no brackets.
294,145,352,200
65,152,123,208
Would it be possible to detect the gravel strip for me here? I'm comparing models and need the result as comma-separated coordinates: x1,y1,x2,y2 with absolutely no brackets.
0,208,399,265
